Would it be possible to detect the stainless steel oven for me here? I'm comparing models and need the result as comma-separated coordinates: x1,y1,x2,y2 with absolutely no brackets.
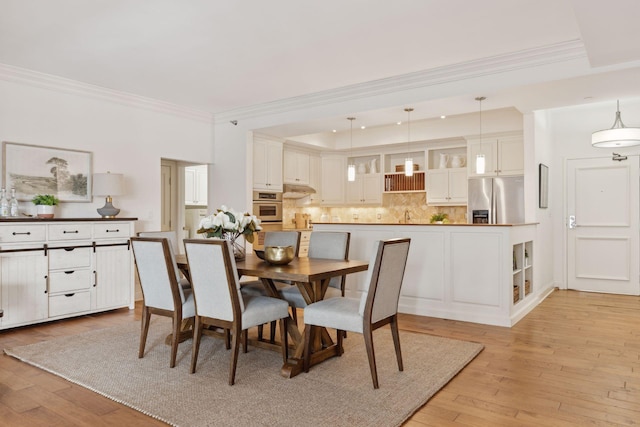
252,191,283,223
252,191,283,250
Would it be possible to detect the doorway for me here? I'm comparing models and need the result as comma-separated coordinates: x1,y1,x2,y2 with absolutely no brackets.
566,156,640,295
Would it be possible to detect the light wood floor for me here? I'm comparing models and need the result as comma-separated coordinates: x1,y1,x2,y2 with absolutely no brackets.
0,289,639,426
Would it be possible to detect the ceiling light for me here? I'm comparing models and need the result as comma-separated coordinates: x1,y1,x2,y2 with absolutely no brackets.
360,125,366,130
440,115,446,119
475,97,486,174
332,129,337,133
404,108,414,177
397,121,402,125
592,100,640,147
347,117,356,182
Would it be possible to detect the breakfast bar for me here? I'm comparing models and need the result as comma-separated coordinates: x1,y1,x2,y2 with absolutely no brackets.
312,222,550,327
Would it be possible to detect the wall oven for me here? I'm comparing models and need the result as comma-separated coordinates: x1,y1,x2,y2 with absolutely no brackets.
252,191,283,250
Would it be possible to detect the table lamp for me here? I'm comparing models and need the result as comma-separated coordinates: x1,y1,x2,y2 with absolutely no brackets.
93,172,124,218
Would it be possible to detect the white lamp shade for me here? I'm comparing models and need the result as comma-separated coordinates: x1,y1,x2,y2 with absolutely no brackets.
592,127,640,147
93,173,124,196
347,164,356,182
404,158,414,177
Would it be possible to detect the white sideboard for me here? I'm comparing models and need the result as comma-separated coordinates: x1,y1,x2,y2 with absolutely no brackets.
313,222,551,327
0,218,136,330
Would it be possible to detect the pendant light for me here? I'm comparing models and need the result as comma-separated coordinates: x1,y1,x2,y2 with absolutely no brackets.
404,108,414,177
347,117,356,182
592,100,640,148
475,96,486,174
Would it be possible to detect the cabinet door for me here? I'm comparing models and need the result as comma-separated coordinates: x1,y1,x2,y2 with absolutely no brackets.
497,138,524,176
253,140,269,190
345,178,361,203
467,140,498,177
427,169,449,203
0,251,48,327
283,151,310,185
266,142,283,191
195,165,208,205
448,169,468,203
184,167,196,204
308,154,321,203
94,244,132,310
361,174,382,204
320,157,345,205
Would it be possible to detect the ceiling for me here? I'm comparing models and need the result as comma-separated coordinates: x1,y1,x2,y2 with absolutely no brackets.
2,0,640,139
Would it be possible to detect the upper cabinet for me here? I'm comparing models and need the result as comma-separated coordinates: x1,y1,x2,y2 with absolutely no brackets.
382,151,426,193
320,156,346,205
253,137,283,191
283,149,310,185
467,136,524,177
426,146,467,205
346,154,382,205
185,165,208,206
307,153,322,204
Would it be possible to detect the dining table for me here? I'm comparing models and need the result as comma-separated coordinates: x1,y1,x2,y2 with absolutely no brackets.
175,253,369,378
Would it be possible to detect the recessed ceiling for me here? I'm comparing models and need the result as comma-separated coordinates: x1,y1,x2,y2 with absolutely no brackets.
2,0,640,138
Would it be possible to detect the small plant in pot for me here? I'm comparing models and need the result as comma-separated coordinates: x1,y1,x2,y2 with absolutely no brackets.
430,212,449,224
32,194,59,218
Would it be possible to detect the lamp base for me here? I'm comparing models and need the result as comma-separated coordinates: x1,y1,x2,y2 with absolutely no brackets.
97,197,120,218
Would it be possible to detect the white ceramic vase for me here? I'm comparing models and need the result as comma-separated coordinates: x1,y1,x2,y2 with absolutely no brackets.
36,205,55,219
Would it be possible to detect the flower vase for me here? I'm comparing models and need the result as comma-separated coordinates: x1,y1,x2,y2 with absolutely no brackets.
224,234,246,260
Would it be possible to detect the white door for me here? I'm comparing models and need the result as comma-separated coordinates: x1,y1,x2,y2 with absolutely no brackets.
567,156,640,295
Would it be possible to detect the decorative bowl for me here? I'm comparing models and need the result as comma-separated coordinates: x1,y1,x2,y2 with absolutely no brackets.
264,245,295,265
254,249,265,260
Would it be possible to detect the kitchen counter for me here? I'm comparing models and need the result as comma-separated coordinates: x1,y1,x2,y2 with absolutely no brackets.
313,222,551,327
311,222,538,227
0,217,138,222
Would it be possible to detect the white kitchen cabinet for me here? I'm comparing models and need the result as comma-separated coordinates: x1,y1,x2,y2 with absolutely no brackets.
467,136,523,177
253,138,283,191
184,165,208,206
307,153,321,204
427,168,467,205
346,173,382,204
320,156,346,205
283,149,310,185
0,219,135,330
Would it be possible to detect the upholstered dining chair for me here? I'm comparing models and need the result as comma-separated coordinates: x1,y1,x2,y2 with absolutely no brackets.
279,231,351,308
137,231,191,288
303,237,411,389
131,237,196,368
184,239,289,385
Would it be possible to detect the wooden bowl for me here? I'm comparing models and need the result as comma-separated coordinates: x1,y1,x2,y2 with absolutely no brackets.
264,246,294,265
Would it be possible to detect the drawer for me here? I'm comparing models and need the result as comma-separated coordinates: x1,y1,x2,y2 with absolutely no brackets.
0,225,46,243
94,223,130,239
49,291,91,317
48,223,92,241
49,269,93,293
300,231,311,243
299,245,309,257
49,246,93,270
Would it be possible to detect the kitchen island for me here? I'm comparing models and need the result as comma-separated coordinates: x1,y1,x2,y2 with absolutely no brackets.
313,222,550,327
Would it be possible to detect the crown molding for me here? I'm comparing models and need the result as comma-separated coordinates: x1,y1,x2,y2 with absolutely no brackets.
0,63,214,123
215,39,587,124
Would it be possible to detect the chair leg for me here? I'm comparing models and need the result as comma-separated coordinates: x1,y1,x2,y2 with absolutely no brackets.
190,316,203,374
279,317,288,363
229,326,241,385
138,306,151,358
291,307,298,326
269,320,277,343
337,329,344,356
224,328,231,350
169,313,181,368
242,330,248,353
390,315,403,372
364,328,379,389
303,325,313,372
257,324,264,341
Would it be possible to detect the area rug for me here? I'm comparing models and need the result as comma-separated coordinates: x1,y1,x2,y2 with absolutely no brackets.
5,318,482,427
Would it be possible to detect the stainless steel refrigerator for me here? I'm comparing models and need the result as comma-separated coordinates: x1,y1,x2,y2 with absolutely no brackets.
467,176,524,224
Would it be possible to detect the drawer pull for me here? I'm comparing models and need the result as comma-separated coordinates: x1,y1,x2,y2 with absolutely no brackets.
12,232,31,236
63,230,79,234
64,247,75,252
106,229,120,233
64,293,75,297
64,271,75,274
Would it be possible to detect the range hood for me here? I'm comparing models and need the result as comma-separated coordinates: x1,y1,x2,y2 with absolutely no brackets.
283,183,316,199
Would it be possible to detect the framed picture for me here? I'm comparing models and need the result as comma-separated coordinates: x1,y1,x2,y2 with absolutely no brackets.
539,163,549,209
2,142,92,202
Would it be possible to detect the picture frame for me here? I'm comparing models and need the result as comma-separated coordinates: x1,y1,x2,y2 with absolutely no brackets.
539,163,549,209
2,141,92,202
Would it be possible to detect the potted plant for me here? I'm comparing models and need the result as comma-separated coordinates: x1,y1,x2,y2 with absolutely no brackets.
32,194,59,218
430,212,449,224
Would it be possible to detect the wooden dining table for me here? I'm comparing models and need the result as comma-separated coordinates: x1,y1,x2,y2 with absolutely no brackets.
175,253,369,378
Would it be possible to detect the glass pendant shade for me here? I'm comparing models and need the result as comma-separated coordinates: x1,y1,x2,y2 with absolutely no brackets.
404,158,414,177
476,154,486,174
347,163,356,181
592,101,640,147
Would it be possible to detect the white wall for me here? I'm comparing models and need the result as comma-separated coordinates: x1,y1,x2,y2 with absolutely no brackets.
0,71,214,231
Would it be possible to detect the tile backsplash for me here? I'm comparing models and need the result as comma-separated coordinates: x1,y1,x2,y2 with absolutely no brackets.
283,193,467,227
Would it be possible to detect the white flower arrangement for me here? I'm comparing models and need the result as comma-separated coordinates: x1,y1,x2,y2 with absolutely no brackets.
197,205,262,243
